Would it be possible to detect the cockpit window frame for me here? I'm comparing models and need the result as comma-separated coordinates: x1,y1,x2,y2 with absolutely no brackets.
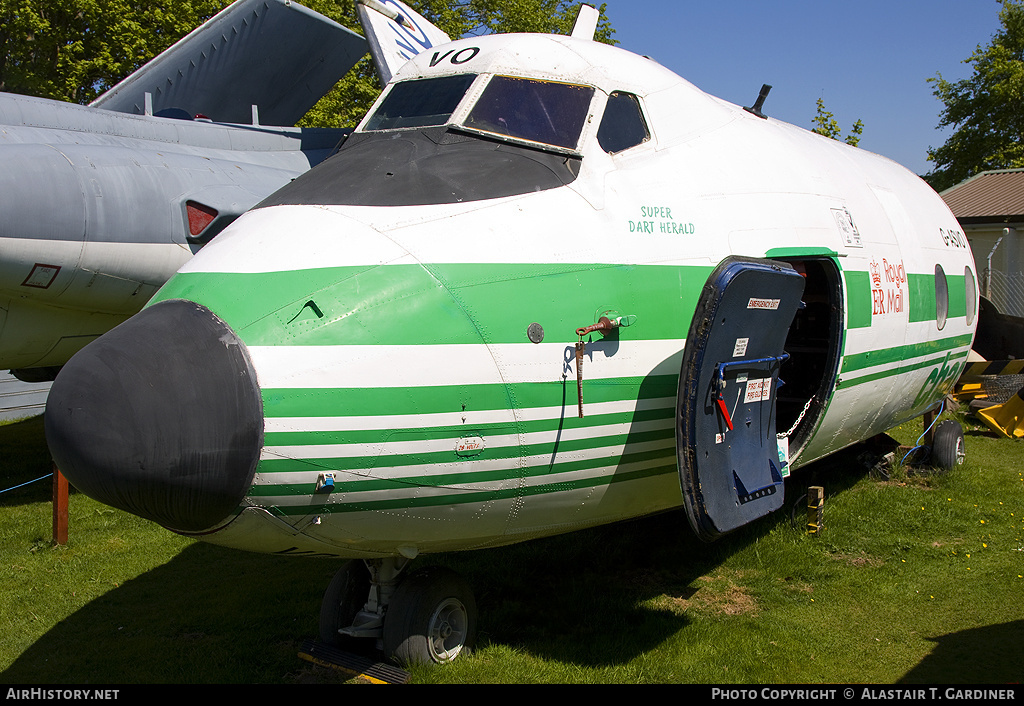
358,72,611,158
597,91,652,155
455,74,596,156
358,73,481,133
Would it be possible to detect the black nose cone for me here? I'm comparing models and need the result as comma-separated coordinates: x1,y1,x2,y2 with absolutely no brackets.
45,300,263,532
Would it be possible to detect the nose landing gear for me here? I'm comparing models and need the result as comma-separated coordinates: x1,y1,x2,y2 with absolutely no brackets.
319,558,478,667
384,566,477,665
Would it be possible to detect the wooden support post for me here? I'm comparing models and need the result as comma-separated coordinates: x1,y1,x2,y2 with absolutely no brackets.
922,409,937,448
52,464,68,546
807,486,824,535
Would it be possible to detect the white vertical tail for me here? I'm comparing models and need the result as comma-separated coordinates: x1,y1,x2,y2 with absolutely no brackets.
357,0,452,85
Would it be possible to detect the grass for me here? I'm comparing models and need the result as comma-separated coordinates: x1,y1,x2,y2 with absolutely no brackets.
1,409,1022,684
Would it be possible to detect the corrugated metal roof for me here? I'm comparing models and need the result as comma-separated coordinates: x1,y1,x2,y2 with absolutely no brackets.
940,169,1024,222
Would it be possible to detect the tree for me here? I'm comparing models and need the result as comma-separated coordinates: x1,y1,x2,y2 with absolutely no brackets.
419,0,616,40
810,97,864,147
0,0,232,103
925,0,1024,191
299,0,617,128
1,0,615,128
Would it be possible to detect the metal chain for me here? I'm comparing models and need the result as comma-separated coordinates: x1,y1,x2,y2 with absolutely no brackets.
777,397,814,439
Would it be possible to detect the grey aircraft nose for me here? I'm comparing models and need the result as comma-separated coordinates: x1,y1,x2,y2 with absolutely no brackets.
44,300,263,533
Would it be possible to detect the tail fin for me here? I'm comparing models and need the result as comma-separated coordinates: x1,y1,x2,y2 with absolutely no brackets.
356,0,451,85
91,0,366,126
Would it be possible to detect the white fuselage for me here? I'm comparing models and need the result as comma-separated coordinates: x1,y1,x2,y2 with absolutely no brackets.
49,33,977,558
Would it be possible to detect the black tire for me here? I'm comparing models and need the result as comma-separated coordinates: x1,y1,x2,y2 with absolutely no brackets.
319,560,371,646
930,420,966,471
383,566,477,666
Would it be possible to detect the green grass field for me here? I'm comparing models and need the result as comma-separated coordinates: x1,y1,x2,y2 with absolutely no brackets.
1,410,1022,684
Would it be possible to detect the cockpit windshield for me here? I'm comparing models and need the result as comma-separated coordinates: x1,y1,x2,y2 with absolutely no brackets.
463,76,594,151
363,74,476,131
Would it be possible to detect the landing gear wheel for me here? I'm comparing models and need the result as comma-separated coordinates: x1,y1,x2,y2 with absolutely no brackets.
930,420,966,472
383,566,477,666
319,560,371,646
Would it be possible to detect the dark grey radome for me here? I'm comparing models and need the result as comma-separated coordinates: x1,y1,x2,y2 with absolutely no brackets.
45,300,263,532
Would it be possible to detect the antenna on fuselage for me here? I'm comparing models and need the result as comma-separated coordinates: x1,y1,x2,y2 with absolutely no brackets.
744,84,772,119
570,4,600,40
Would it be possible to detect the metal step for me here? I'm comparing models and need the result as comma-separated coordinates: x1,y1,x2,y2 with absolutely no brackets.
298,639,410,684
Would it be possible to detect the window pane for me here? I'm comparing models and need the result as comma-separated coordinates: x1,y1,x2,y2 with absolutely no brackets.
965,266,977,326
598,92,650,153
464,76,594,149
364,74,476,131
935,264,948,330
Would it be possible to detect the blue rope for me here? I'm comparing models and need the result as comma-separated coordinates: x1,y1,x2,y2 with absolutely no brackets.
901,400,946,466
0,472,53,495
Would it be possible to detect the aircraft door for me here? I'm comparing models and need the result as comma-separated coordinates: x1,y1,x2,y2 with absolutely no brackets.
677,257,806,542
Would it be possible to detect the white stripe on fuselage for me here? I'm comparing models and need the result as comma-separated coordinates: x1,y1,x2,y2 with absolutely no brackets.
247,339,686,390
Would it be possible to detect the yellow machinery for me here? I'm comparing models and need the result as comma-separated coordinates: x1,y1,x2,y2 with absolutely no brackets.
955,359,1024,438
976,386,1024,439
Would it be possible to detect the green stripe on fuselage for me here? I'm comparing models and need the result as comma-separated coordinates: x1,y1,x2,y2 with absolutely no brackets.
846,271,968,328
844,270,873,329
840,334,974,374
251,442,677,497
263,404,674,448
256,375,679,482
261,375,680,419
908,272,967,323
255,428,676,492
837,349,969,389
150,263,712,347
261,460,678,515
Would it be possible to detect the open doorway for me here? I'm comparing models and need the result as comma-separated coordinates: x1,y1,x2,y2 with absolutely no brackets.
774,257,844,459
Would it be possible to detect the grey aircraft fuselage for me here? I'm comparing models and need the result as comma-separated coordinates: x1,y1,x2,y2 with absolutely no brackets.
0,0,370,379
0,91,351,378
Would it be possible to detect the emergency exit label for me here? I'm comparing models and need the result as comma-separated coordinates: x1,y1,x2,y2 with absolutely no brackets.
747,297,780,310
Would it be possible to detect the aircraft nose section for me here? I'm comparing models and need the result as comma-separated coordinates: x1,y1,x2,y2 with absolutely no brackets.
44,300,263,533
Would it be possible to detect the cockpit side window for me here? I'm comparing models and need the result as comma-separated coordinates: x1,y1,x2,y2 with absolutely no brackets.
597,92,650,154
363,74,477,131
463,76,594,150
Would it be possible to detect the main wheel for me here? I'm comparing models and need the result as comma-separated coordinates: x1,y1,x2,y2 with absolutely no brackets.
931,420,966,471
319,560,371,646
383,566,477,666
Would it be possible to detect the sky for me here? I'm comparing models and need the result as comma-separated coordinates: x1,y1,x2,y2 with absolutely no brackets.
597,1,1006,177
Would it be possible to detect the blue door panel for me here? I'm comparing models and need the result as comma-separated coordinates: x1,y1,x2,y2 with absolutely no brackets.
677,258,806,541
